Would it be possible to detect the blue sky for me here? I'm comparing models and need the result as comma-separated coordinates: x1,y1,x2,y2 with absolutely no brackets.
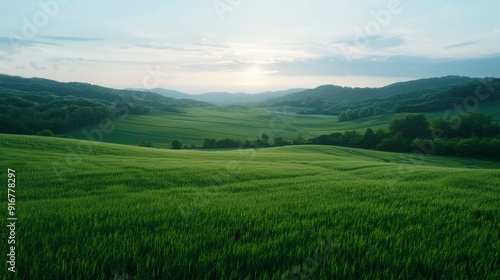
1,0,499,93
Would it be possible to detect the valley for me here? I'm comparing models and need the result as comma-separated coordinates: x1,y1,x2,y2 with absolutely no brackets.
1,74,499,279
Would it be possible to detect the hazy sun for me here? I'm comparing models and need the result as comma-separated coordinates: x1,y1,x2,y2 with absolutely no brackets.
244,67,265,80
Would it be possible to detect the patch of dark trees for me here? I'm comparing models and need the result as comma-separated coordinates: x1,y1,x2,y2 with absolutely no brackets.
0,96,151,135
311,112,500,161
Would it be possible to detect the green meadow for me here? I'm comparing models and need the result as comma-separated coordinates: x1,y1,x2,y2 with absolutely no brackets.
67,100,500,149
1,134,499,279
68,106,342,148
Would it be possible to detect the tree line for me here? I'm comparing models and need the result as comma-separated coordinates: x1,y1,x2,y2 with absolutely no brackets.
311,112,500,160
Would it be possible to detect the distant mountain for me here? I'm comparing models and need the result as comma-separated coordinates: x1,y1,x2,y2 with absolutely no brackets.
138,88,307,105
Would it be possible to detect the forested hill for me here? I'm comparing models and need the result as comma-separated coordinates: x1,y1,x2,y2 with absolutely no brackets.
0,74,208,107
336,77,500,121
379,76,476,95
0,74,209,135
269,76,475,105
266,76,500,119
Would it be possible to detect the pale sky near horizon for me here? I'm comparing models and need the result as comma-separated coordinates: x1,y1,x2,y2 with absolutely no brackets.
1,0,499,94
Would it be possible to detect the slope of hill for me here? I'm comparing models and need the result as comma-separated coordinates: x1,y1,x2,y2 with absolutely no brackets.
336,78,500,121
270,85,384,105
379,76,475,95
2,133,499,279
0,74,208,107
269,76,476,105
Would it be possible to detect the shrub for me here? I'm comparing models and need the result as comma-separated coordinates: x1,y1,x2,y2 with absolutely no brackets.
36,129,54,137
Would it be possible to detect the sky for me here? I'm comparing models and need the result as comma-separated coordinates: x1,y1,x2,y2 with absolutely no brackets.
1,0,499,94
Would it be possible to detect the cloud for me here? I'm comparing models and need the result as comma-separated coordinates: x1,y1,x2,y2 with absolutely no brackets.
30,62,46,70
269,54,500,78
48,57,100,63
0,36,59,54
443,41,478,50
0,36,59,46
41,36,104,42
369,36,406,49
0,36,35,47
335,36,406,50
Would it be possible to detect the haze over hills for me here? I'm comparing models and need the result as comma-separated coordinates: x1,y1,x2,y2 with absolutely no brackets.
132,76,482,107
2,74,497,111
132,88,307,106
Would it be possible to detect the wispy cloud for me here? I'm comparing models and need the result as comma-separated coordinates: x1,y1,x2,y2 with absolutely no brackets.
0,36,35,48
334,36,406,50
42,36,104,42
30,61,46,71
0,54,10,61
269,54,500,78
443,41,478,50
0,36,59,52
369,36,406,50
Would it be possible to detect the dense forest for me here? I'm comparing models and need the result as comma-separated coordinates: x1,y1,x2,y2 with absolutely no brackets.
0,74,209,135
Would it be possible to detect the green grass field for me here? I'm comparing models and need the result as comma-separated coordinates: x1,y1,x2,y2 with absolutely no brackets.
67,101,500,149
1,134,499,279
68,106,342,148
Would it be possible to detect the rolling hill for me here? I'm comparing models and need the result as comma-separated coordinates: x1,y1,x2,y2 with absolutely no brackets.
1,133,499,279
2,74,499,146
2,74,500,279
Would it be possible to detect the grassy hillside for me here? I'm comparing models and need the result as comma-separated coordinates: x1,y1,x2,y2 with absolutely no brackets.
68,106,342,148
69,106,405,148
1,134,499,279
67,104,500,148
